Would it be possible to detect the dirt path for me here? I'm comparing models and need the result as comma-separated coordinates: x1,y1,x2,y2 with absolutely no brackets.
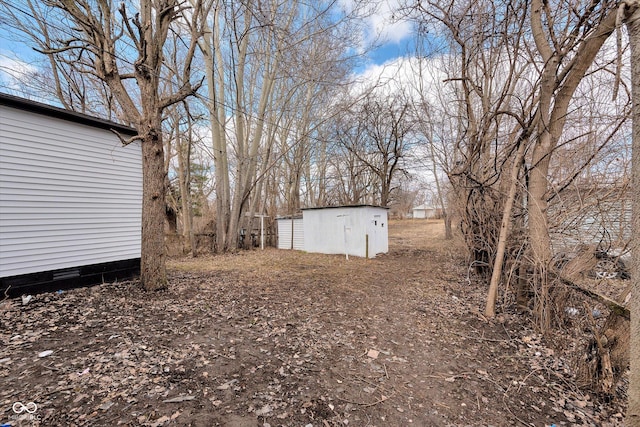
0,220,626,426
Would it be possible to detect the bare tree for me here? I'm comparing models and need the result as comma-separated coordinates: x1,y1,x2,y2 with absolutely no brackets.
196,0,358,250
165,101,200,256
201,0,291,251
406,37,455,238
407,0,534,284
0,0,124,117
625,0,640,422
326,135,376,205
405,0,635,327
528,0,624,329
410,92,453,238
406,0,636,407
260,27,350,216
334,91,412,206
14,0,207,290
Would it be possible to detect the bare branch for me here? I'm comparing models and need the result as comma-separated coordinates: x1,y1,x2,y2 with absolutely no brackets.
110,128,142,146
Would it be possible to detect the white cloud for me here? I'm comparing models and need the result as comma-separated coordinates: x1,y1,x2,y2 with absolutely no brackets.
338,0,413,46
350,55,448,102
0,53,37,91
368,1,412,44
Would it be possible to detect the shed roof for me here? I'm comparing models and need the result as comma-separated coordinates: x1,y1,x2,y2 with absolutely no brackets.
275,214,303,220
302,204,389,211
0,92,136,136
413,204,436,210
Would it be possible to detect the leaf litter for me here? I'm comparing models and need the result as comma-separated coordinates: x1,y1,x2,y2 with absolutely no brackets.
0,220,628,426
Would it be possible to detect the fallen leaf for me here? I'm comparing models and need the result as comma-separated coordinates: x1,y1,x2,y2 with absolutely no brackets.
163,395,196,403
98,401,114,411
150,415,170,427
255,404,272,416
73,394,89,404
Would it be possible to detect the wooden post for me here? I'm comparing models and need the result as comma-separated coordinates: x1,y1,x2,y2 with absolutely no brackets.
366,234,369,259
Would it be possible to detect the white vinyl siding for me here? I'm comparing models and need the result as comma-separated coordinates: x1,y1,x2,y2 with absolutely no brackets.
276,217,304,250
0,103,142,278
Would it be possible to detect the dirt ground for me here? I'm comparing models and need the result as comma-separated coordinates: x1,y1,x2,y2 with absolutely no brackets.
0,220,628,426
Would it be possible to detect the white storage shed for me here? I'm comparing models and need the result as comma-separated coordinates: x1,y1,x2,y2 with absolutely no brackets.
412,204,438,219
0,93,142,296
302,205,388,258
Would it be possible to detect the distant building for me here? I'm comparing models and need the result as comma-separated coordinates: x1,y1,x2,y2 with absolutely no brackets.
549,184,631,253
412,204,438,219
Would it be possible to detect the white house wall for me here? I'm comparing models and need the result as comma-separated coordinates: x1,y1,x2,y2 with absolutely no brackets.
0,103,142,278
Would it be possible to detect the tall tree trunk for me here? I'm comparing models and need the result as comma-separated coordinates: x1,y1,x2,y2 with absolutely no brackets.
486,140,527,318
429,139,452,239
228,61,279,251
139,114,167,290
627,2,640,423
528,132,554,329
177,130,195,256
380,165,391,207
528,1,619,329
200,6,230,253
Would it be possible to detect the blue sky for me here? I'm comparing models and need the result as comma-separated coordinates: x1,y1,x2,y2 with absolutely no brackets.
0,1,415,97
345,0,416,71
0,25,42,96
368,37,415,66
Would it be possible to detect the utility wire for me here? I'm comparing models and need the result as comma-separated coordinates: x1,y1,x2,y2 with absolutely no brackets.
0,1,378,159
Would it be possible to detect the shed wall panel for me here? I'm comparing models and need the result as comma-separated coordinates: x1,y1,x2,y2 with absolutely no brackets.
302,206,388,258
276,218,304,250
413,209,426,219
0,104,142,278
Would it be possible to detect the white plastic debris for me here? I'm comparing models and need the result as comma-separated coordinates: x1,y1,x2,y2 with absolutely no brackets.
38,350,53,358
162,395,196,403
21,295,33,305
255,404,272,416
564,307,579,316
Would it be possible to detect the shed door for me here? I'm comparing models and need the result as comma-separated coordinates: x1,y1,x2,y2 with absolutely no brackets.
292,218,304,250
277,220,292,249
370,214,384,256
278,219,304,250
